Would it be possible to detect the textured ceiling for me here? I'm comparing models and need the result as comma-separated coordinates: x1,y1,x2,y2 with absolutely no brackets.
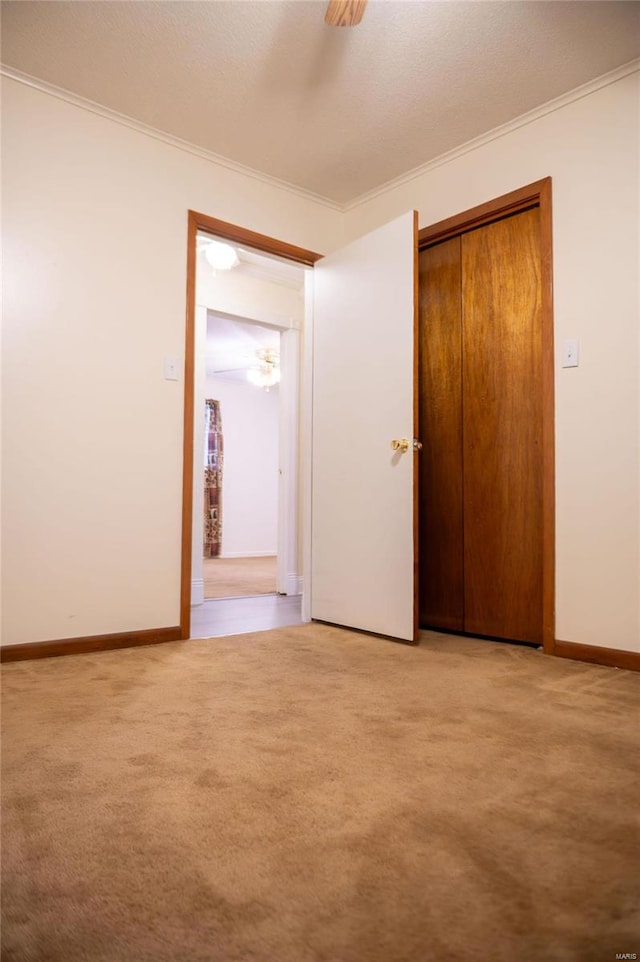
2,1,639,204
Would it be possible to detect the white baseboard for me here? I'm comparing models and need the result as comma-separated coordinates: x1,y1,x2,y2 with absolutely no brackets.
220,551,277,559
191,579,204,606
284,573,303,596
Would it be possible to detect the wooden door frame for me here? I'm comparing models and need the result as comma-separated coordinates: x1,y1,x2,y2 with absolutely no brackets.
181,212,323,639
418,178,555,653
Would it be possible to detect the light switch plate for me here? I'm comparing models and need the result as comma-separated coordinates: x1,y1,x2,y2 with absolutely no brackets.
562,338,579,368
164,356,180,381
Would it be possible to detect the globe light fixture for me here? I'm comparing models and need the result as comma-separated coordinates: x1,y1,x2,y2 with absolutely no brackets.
204,240,239,271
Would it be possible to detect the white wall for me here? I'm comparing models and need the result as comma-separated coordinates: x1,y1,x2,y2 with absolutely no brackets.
3,66,638,653
204,376,279,558
0,76,340,646
344,67,640,652
197,268,304,331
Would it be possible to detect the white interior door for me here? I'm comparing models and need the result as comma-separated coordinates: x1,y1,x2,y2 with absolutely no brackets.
311,211,418,641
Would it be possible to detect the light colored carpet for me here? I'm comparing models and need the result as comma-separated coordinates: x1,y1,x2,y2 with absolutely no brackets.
2,626,639,962
203,556,277,599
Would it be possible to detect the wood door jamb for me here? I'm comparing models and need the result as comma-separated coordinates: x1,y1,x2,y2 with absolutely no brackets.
418,179,550,249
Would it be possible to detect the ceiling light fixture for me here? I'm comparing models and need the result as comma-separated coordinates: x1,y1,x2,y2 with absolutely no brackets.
247,350,280,391
204,240,239,271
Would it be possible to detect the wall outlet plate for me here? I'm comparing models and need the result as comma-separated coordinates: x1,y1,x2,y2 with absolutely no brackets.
164,357,180,380
562,338,579,368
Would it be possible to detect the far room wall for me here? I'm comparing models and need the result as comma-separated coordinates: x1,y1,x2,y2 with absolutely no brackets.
205,373,279,558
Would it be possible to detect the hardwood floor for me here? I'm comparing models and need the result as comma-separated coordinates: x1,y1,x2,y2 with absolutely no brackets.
203,556,277,600
190,594,303,639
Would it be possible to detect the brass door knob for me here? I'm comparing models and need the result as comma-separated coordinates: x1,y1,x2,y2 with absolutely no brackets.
391,438,410,453
391,438,422,453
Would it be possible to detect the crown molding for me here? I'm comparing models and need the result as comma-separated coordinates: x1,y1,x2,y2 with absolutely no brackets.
2,58,638,216
0,64,342,213
344,58,640,212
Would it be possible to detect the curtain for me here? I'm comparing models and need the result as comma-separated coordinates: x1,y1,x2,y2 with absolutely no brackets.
203,399,223,558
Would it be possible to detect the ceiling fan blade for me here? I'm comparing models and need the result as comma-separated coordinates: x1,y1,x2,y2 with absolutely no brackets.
325,0,367,27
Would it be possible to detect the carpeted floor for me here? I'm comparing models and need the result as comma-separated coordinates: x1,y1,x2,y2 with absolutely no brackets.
203,556,277,599
2,626,639,962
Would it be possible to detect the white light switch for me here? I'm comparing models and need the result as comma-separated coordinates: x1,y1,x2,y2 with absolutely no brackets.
164,356,180,381
562,338,579,368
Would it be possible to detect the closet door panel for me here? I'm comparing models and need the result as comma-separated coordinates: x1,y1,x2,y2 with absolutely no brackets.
462,209,543,643
418,237,464,630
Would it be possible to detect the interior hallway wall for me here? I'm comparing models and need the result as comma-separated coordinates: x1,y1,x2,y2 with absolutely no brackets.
205,376,279,558
1,76,340,646
344,67,640,652
196,268,304,330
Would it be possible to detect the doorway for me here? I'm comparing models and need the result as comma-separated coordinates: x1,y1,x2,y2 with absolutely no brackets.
182,214,321,640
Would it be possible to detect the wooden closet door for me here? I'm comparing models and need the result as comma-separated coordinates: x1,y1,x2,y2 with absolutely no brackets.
418,237,464,630
462,208,543,643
